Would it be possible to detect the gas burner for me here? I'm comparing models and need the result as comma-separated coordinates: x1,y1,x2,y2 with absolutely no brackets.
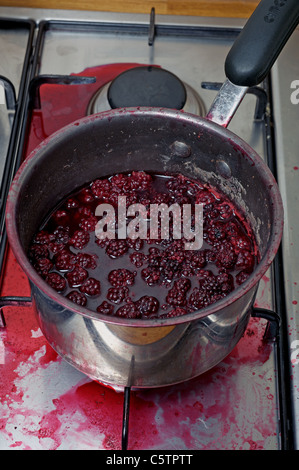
108,66,186,109
87,66,206,116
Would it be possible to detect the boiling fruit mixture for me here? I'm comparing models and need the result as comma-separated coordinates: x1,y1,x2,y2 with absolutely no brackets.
28,171,258,319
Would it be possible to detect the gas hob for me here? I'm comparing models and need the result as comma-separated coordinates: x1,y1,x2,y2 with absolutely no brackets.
0,6,298,451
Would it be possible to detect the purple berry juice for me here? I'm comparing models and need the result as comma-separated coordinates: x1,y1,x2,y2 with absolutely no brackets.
28,171,259,319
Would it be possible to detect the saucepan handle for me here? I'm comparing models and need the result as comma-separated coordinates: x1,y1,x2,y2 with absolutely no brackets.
206,0,299,127
226,0,299,87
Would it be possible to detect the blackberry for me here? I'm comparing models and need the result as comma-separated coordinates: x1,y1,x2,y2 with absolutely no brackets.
181,263,193,277
95,237,110,249
188,287,207,311
206,221,226,243
190,251,206,270
66,266,88,287
198,270,218,293
106,239,128,258
105,192,120,207
78,188,94,204
48,241,66,255
29,244,49,261
136,296,159,317
110,173,131,194
54,250,76,271
236,270,251,285
108,269,136,287
91,178,112,199
69,230,90,249
45,272,66,292
215,243,237,269
224,221,240,237
80,277,101,296
151,191,170,205
195,270,231,308
141,266,161,286
53,226,70,245
235,250,254,270
79,216,98,232
52,209,69,224
147,247,163,268
107,286,129,304
210,293,226,304
115,302,141,319
231,235,252,252
130,251,146,268
204,204,219,220
176,278,192,292
161,258,182,281
163,307,187,318
129,171,152,191
67,290,87,307
34,258,53,277
216,272,234,294
33,230,54,245
75,252,97,270
205,249,217,264
166,278,191,307
164,240,186,262
218,203,234,221
96,301,114,316
166,174,188,195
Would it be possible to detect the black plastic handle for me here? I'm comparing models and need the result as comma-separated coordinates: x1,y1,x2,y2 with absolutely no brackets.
225,0,299,87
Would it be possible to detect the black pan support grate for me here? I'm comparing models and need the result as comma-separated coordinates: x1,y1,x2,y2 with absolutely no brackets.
0,18,35,278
